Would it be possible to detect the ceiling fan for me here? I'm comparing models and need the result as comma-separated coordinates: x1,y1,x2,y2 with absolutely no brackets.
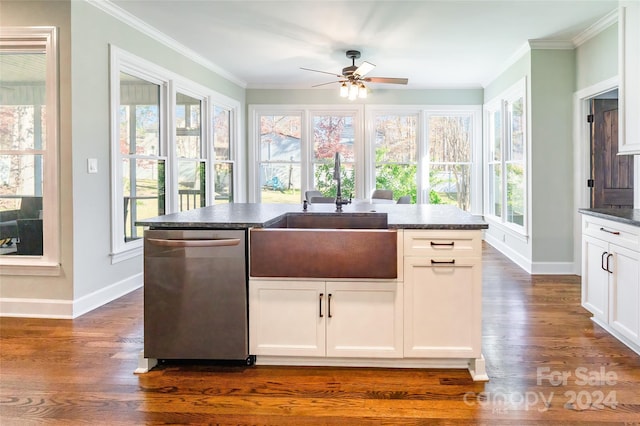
301,50,408,99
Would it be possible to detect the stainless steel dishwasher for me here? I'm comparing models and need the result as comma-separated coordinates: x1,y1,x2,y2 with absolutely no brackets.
143,229,251,364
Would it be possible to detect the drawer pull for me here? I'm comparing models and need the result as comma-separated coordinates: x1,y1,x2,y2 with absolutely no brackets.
431,259,455,265
601,251,608,271
430,241,455,247
599,227,621,236
319,293,324,318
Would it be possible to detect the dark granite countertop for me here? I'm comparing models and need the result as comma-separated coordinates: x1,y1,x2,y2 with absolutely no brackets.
579,208,640,227
136,203,488,230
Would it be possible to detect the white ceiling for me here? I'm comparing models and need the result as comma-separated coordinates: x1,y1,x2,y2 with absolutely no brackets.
108,0,619,90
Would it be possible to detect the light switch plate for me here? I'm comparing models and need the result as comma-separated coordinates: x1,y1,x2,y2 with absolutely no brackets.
87,158,98,174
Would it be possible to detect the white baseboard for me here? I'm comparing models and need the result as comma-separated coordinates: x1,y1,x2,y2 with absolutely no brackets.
72,273,142,318
484,233,532,273
530,261,576,275
0,297,73,319
484,236,576,275
0,273,142,319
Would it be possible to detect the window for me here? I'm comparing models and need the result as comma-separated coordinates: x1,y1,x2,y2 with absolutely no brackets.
0,27,59,270
373,113,418,202
119,72,166,243
484,78,527,231
110,47,240,261
312,112,356,198
213,105,234,203
257,113,302,203
175,92,205,211
251,105,481,209
427,113,474,210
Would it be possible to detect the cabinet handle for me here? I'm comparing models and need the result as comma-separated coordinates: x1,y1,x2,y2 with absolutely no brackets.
606,253,613,274
601,251,608,271
430,241,455,247
431,259,456,265
599,227,621,235
319,293,323,318
328,293,332,318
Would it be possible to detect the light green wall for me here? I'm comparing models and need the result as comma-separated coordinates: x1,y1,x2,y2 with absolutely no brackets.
530,49,576,263
247,88,483,105
576,23,618,90
0,1,74,300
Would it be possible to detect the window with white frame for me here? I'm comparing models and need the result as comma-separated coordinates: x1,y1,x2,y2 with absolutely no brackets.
110,47,240,260
484,78,527,230
251,107,362,203
118,71,167,244
213,105,235,204
373,113,419,202
311,112,357,198
257,112,302,203
427,112,476,211
250,105,481,209
175,91,205,211
0,27,59,269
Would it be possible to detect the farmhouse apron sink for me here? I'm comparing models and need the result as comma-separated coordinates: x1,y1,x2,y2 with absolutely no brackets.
250,212,397,279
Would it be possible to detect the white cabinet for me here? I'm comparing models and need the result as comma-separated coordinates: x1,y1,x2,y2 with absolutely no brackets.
618,1,640,154
581,215,640,352
403,230,483,358
249,279,403,358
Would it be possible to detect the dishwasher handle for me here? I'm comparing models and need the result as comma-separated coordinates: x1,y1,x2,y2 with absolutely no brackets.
147,238,241,248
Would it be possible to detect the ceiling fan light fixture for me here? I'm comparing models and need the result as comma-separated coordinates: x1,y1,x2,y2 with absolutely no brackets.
358,83,367,99
348,82,358,100
339,82,348,97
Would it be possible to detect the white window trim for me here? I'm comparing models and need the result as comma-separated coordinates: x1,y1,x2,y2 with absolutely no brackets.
0,26,60,275
109,46,243,263
364,105,423,201
483,77,528,237
424,105,483,213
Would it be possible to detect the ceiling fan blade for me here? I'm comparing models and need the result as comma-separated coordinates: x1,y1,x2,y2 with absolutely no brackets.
354,61,375,77
364,77,409,85
312,80,342,88
300,67,343,78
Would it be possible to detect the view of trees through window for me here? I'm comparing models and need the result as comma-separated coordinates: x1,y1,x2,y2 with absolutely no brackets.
313,114,355,198
374,114,418,203
428,115,473,211
259,114,301,203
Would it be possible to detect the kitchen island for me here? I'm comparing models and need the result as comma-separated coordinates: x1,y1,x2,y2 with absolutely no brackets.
137,203,489,380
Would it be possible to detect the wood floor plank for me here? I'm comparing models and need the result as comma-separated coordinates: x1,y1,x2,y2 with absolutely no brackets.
2,242,640,424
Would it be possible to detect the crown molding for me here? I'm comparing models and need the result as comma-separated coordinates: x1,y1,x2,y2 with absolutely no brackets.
572,8,619,47
481,41,530,88
85,0,247,88
528,39,575,50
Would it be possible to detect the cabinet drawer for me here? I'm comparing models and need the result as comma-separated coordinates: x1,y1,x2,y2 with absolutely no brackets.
582,216,640,251
404,230,481,258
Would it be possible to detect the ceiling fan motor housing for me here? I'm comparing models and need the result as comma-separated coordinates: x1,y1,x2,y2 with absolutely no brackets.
343,50,362,79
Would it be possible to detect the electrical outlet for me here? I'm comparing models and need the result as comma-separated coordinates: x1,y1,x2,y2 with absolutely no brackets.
87,158,98,174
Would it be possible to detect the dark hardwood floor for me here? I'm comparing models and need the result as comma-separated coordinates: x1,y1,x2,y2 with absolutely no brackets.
2,243,640,425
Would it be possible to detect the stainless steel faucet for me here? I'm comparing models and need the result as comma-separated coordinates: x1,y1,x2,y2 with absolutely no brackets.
334,152,351,211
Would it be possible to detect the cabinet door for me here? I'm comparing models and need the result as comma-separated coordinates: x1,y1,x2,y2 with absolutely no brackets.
249,280,325,356
582,235,610,322
609,244,640,343
619,1,640,154
325,281,403,358
404,257,481,358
